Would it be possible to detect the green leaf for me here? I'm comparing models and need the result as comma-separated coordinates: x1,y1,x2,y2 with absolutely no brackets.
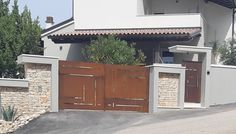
1,105,19,122
0,0,42,78
82,35,146,65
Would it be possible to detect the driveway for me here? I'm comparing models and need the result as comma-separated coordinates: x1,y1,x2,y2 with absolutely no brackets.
15,104,236,134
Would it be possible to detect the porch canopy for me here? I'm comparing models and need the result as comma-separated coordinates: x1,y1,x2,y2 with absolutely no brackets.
48,27,201,43
207,0,236,8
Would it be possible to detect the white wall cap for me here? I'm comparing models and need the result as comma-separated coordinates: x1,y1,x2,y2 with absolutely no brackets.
0,78,28,88
17,54,59,65
147,64,186,69
137,13,201,17
211,64,236,69
169,45,212,54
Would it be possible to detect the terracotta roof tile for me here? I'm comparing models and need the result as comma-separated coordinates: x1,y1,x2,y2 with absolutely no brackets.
49,27,201,37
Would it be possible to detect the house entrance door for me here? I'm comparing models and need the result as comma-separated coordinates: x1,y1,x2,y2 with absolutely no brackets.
183,61,202,103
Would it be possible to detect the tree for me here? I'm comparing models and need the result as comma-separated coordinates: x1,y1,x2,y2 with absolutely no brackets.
207,41,221,63
0,0,42,78
219,38,236,65
82,36,146,65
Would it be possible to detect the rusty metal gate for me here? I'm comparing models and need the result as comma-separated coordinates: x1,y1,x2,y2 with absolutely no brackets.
59,61,149,112
105,64,149,112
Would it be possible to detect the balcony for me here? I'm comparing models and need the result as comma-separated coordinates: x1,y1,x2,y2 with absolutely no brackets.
75,13,205,30
135,13,203,29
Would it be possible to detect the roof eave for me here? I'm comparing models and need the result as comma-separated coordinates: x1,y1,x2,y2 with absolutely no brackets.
49,33,201,44
41,17,74,37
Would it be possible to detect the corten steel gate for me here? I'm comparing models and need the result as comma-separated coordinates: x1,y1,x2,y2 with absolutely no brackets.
59,61,105,110
59,61,149,112
105,64,149,112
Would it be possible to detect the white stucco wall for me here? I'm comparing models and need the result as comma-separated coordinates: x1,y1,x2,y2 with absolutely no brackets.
201,2,233,44
149,0,233,44
42,22,84,61
74,0,234,44
210,65,236,106
74,0,201,29
149,0,199,14
137,0,145,15
74,0,137,29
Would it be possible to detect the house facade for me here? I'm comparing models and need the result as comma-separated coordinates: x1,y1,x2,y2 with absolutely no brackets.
40,0,236,111
2,1,236,122
43,0,235,64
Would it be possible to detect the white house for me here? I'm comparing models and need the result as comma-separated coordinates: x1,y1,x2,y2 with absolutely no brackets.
2,0,236,117
42,0,235,64
40,0,236,111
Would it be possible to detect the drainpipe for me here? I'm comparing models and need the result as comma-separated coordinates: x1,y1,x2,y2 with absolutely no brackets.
232,0,236,42
232,8,235,42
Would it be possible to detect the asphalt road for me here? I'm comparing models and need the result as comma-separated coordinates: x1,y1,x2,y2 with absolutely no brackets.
15,104,236,134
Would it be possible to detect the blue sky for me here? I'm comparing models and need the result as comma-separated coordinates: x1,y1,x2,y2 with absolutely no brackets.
16,0,72,28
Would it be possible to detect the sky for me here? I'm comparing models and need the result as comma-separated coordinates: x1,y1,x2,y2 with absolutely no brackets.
15,0,72,28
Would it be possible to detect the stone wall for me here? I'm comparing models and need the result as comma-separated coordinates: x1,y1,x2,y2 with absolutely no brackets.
158,73,180,108
0,63,51,115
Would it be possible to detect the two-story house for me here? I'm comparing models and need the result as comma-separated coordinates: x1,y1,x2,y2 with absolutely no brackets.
42,0,235,65
40,0,236,110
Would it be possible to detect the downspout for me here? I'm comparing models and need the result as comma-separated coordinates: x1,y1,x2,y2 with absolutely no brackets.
232,8,235,42
232,0,236,42
72,0,74,18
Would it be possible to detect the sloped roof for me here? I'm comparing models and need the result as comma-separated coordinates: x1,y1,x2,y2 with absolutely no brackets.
49,27,201,37
42,18,74,35
49,27,201,43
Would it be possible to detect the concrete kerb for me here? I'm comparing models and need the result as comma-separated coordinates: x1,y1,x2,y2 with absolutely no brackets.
17,54,59,112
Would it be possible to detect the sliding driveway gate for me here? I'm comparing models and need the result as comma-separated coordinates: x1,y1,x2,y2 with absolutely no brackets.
59,61,149,112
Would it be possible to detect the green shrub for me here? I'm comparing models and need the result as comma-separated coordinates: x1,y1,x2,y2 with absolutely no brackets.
219,39,236,65
1,106,19,122
82,35,146,65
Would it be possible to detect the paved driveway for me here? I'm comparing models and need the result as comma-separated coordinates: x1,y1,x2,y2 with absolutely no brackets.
15,104,236,134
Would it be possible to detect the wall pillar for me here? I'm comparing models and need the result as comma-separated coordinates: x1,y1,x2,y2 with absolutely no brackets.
148,64,186,113
17,54,59,112
201,50,212,108
148,67,158,113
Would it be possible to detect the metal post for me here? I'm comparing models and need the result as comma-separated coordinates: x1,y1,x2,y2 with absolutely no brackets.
0,94,2,119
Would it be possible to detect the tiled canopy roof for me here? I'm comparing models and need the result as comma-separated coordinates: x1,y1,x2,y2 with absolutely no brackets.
49,27,201,38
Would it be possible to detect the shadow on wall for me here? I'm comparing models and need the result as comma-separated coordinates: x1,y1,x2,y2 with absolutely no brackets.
205,3,232,44
66,43,86,61
171,38,200,64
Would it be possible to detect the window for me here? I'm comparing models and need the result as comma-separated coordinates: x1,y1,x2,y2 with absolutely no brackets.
162,51,174,64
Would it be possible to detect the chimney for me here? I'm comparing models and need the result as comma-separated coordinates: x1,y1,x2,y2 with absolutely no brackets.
45,16,54,29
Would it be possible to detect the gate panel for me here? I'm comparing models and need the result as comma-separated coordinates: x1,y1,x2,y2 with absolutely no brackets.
59,61,104,110
105,64,149,112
